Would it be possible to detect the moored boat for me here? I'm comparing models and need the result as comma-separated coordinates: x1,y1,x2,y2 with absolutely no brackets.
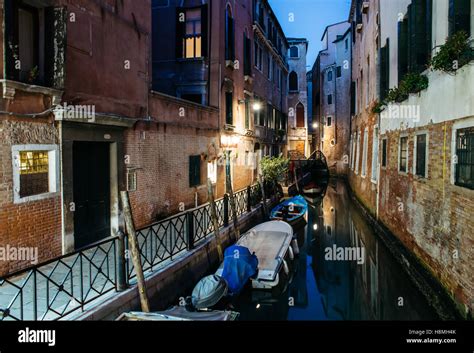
216,221,295,290
117,307,239,321
270,195,308,225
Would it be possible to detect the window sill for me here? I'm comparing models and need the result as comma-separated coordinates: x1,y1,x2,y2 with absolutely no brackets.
177,57,205,63
1,79,62,104
14,191,60,205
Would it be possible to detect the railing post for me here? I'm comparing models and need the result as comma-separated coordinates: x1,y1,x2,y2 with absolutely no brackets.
116,230,127,291
246,185,252,212
223,194,229,227
186,211,195,250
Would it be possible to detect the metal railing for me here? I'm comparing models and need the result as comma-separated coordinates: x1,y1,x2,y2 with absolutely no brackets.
0,184,266,321
0,238,117,321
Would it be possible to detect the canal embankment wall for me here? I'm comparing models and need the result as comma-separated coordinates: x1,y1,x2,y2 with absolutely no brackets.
347,180,466,320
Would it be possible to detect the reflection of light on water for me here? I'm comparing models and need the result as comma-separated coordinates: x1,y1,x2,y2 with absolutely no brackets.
313,224,318,230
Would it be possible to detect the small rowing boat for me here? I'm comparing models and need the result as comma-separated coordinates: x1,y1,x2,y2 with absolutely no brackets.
270,195,308,225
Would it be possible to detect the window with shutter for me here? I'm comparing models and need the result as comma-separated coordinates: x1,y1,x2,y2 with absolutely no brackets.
244,34,251,75
398,17,408,84
381,139,387,168
225,7,235,61
350,81,356,115
415,134,427,177
225,92,233,125
380,39,390,101
189,155,201,187
449,0,471,36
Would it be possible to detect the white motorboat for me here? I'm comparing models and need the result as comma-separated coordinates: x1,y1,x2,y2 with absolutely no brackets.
216,221,296,290
117,306,239,321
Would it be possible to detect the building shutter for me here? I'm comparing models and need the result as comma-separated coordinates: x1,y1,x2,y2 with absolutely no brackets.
244,35,251,75
449,0,471,35
226,91,233,125
380,39,390,101
398,18,408,83
407,4,417,73
176,7,185,58
350,81,356,115
201,4,208,57
44,7,67,89
189,155,201,187
4,0,18,81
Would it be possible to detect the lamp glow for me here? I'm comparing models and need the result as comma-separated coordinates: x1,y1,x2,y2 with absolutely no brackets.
253,102,262,111
313,224,318,231
312,122,319,129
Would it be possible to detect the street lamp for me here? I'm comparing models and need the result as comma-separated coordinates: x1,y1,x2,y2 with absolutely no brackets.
312,122,319,129
253,102,261,111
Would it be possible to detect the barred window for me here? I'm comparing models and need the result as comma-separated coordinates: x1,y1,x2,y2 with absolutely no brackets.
19,151,49,197
455,127,474,190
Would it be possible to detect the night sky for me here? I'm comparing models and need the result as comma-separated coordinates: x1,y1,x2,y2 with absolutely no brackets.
269,0,352,69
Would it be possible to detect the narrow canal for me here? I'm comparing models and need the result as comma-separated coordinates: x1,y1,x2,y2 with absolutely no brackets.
233,179,439,320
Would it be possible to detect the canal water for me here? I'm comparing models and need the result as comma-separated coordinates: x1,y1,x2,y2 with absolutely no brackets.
233,179,439,320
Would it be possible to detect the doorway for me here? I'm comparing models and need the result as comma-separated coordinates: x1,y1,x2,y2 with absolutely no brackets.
73,142,111,249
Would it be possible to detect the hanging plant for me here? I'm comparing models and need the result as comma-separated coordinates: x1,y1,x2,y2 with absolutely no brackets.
373,72,429,113
430,31,474,73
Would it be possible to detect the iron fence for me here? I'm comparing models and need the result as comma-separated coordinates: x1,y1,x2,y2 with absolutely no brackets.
0,184,266,321
0,237,117,321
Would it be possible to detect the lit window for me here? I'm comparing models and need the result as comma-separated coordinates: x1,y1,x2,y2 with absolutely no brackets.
183,9,202,58
12,145,59,203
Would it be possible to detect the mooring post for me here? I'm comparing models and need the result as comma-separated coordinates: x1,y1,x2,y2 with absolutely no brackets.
116,229,127,291
120,191,150,313
186,211,195,251
246,185,252,213
223,194,229,227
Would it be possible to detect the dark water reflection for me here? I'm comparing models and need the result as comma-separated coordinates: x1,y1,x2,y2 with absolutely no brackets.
234,179,438,320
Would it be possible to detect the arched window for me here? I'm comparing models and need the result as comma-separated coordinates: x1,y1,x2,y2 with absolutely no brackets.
290,46,299,58
289,71,298,91
296,103,305,128
225,5,235,60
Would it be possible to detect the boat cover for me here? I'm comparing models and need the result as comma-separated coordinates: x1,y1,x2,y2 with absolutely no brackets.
221,245,258,295
191,274,228,309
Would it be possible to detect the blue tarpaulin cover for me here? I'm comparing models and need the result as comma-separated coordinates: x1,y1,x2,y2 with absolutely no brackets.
221,245,258,295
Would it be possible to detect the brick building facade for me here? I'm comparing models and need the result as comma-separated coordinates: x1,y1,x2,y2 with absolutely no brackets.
312,22,352,175
287,38,309,159
347,0,474,316
0,0,290,276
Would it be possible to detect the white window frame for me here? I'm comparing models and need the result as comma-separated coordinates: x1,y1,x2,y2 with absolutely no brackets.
413,131,429,179
12,144,60,204
450,117,474,187
371,125,379,183
361,127,368,178
355,131,361,175
398,134,409,174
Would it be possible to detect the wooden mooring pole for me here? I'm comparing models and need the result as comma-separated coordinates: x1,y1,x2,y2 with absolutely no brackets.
258,174,268,219
225,152,240,240
120,191,150,313
207,179,224,262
